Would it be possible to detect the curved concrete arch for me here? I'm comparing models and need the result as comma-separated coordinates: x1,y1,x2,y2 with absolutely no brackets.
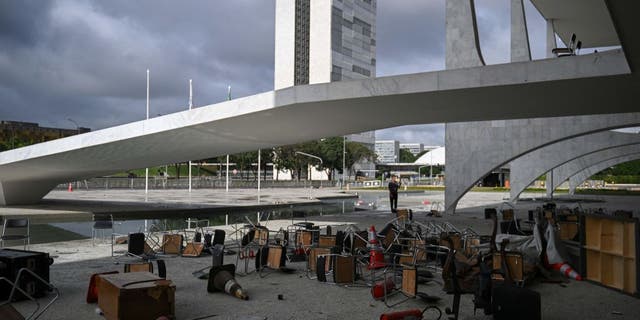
568,154,640,194
546,144,640,196
509,131,640,202
444,113,640,214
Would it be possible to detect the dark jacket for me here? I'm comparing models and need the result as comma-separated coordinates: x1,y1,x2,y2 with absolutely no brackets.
388,181,399,195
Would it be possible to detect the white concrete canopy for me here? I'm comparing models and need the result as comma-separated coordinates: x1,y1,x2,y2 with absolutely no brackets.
508,131,640,202
546,144,640,196
568,154,640,194
530,0,620,47
414,147,445,166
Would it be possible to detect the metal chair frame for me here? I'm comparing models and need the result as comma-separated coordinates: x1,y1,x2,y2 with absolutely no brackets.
1,218,30,250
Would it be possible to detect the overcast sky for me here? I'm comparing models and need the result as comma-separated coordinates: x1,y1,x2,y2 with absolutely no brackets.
0,0,550,146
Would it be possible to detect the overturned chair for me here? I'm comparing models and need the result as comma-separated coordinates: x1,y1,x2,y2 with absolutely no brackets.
0,268,59,320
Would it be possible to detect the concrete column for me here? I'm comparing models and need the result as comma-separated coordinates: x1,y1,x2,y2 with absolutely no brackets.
444,112,640,214
509,131,640,201
446,0,485,69
546,19,556,58
568,153,640,194
511,0,531,62
546,144,640,197
274,0,297,90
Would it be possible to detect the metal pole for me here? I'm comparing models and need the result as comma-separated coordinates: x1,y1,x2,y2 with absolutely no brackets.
67,118,79,134
226,154,230,192
188,79,193,193
145,69,149,195
226,85,231,193
342,136,346,189
257,149,261,201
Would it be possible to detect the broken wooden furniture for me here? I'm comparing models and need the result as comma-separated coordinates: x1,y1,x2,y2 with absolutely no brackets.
98,272,175,320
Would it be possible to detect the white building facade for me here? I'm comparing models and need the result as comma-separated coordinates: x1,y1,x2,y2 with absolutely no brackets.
399,143,424,156
375,140,399,164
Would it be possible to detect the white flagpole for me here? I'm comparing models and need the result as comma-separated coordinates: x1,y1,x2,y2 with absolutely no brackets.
145,69,149,197
257,149,261,201
226,85,231,193
188,79,193,193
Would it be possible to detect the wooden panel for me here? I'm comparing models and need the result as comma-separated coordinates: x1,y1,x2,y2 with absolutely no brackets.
396,209,411,221
267,246,283,269
296,231,312,247
601,254,624,290
502,209,514,221
254,229,269,246
585,249,601,282
309,248,331,272
623,222,636,258
182,243,204,257
124,262,152,273
334,256,355,284
624,258,637,294
601,220,624,255
162,234,182,254
584,217,601,249
402,266,417,297
558,222,579,241
493,253,524,281
318,235,336,248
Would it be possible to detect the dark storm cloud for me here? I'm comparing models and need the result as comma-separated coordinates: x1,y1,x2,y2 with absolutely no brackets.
1,0,275,129
0,0,546,145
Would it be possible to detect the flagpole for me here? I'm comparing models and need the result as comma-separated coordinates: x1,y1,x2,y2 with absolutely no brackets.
226,85,231,193
188,79,193,193
145,69,149,198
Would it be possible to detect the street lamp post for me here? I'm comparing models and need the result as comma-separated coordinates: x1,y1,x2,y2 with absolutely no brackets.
145,69,149,197
188,79,193,193
418,165,428,184
295,151,323,188
67,118,80,134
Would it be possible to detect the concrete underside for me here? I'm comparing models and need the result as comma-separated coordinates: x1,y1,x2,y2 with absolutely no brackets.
509,131,640,202
548,145,640,193
568,153,640,193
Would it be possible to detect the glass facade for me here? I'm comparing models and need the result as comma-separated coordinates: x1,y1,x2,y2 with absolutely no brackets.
294,0,311,85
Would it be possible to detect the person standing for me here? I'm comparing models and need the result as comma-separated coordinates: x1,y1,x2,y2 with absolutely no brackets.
388,175,400,213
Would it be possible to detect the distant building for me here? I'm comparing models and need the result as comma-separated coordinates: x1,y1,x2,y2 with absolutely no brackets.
0,120,90,149
275,0,378,178
375,140,399,164
399,143,424,156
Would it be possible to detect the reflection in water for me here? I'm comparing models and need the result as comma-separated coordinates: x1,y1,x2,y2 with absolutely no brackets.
48,199,356,240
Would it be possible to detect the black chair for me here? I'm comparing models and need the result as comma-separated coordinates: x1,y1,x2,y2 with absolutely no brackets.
1,218,30,249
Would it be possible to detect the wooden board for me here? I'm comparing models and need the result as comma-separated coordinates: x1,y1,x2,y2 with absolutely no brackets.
402,266,417,297
182,242,204,257
493,252,524,282
318,235,336,248
254,228,269,246
334,256,355,284
98,272,175,320
267,246,284,269
309,248,331,272
296,231,313,247
396,208,411,221
124,262,152,273
559,221,579,240
162,234,182,254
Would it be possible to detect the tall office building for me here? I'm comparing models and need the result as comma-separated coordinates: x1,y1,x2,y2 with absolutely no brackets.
275,0,377,176
375,140,400,164
399,143,424,157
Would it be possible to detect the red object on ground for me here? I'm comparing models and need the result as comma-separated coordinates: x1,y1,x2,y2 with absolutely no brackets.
379,309,423,320
550,262,582,281
68,183,73,192
371,277,395,300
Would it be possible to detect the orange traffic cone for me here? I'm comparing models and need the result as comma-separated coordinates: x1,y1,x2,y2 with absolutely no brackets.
368,225,379,247
68,183,73,192
551,262,582,281
367,225,385,269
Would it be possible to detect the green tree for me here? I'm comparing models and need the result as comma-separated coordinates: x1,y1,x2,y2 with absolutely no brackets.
399,149,416,163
